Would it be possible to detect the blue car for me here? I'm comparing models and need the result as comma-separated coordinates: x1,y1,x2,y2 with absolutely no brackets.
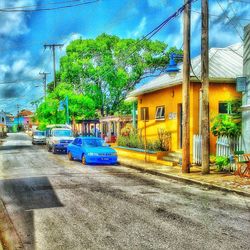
67,137,118,165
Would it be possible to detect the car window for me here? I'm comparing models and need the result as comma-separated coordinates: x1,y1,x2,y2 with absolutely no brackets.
82,139,108,147
72,138,78,145
53,130,72,137
78,139,82,145
34,131,45,136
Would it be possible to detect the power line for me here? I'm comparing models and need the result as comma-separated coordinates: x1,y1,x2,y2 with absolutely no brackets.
81,0,198,86
230,0,250,3
0,0,99,12
216,0,244,41
0,78,41,85
191,9,250,21
2,0,83,10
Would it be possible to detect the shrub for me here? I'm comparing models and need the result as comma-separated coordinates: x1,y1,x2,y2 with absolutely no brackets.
215,156,230,171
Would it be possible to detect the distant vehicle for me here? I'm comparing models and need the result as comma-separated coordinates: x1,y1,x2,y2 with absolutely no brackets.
32,130,46,145
67,137,118,165
46,125,74,154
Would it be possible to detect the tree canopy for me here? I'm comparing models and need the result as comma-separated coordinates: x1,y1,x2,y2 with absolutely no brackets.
36,33,181,125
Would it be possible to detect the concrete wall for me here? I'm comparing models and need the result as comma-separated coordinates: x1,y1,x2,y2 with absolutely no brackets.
243,24,250,153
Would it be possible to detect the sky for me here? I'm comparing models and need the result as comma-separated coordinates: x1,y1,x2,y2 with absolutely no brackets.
0,0,249,114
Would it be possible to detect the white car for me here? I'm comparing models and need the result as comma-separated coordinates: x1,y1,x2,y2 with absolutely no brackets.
47,128,74,154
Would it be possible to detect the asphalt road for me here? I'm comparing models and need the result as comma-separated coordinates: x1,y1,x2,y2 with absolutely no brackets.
0,133,249,250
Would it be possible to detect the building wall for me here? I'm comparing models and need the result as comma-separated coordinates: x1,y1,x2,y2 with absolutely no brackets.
243,24,250,153
137,82,241,156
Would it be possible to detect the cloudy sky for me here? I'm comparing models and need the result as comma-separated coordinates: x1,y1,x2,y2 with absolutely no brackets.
0,0,249,114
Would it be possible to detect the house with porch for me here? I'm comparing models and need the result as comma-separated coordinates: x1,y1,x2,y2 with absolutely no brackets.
127,43,243,162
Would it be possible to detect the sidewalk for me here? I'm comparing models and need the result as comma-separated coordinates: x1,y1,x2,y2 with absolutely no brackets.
118,156,250,197
0,199,23,250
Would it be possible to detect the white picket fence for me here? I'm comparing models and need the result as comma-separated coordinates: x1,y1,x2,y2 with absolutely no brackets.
193,134,202,165
216,136,243,157
192,134,243,165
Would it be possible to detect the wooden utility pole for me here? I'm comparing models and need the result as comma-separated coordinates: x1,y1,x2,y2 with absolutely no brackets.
39,72,50,100
44,44,64,89
201,0,210,174
182,0,191,173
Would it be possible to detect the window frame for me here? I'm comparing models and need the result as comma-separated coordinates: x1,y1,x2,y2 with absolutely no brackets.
218,102,235,114
140,107,149,121
155,106,165,120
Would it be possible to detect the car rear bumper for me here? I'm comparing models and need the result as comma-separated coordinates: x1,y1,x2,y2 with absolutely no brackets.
86,156,118,164
33,140,46,144
53,144,69,151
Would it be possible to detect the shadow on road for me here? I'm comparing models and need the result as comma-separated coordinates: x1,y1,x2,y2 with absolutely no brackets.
0,145,33,151
0,176,63,249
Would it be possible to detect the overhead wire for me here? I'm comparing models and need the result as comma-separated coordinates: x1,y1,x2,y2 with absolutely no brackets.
2,0,83,10
216,0,244,41
84,0,198,84
0,0,99,12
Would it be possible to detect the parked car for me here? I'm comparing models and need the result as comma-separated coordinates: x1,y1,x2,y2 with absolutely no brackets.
67,137,118,165
32,130,46,145
46,127,74,154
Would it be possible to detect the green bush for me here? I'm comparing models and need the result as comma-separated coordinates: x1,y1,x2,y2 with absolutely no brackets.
215,156,230,171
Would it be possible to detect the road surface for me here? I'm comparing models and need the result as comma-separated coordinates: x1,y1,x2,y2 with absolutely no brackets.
0,133,249,250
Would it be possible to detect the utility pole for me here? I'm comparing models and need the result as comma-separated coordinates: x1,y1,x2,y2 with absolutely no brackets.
39,72,50,100
182,0,191,173
44,44,63,89
201,0,210,174
16,104,20,132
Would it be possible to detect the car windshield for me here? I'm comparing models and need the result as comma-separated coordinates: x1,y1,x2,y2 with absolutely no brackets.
53,130,72,137
34,131,45,136
83,139,107,147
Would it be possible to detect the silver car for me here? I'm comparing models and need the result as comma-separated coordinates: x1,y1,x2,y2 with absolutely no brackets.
32,131,46,145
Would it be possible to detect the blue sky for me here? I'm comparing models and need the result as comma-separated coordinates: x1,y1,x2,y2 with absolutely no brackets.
0,0,249,114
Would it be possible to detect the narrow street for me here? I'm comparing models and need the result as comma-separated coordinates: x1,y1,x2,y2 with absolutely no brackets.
0,133,249,250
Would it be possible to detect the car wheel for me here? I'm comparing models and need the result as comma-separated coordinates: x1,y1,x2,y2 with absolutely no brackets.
68,152,73,161
81,155,86,165
52,146,56,154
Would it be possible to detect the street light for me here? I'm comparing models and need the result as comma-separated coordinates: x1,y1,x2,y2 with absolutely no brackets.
166,53,182,77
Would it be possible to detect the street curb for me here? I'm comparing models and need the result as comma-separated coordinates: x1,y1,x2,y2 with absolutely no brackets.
0,199,23,250
119,159,250,198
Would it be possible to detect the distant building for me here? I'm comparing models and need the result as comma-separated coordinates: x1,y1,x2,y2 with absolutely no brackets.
0,110,7,137
243,24,250,153
14,109,34,131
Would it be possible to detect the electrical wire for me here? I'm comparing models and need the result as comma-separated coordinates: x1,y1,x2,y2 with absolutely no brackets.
0,0,99,12
0,78,42,85
2,0,82,10
216,0,244,41
88,0,198,82
191,9,250,21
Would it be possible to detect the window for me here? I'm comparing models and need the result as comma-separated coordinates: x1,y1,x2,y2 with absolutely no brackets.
155,106,165,120
219,102,229,114
140,107,149,121
219,102,236,114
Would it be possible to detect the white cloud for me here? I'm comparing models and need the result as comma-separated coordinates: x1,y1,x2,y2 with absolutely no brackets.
0,0,37,36
147,0,167,8
129,17,147,38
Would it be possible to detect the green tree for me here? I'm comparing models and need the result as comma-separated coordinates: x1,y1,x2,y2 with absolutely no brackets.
35,83,95,126
60,33,181,115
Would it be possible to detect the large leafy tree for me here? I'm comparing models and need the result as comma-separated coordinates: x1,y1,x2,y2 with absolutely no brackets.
36,83,95,128
59,33,181,115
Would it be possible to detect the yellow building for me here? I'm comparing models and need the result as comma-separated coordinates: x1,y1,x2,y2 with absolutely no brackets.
127,44,242,160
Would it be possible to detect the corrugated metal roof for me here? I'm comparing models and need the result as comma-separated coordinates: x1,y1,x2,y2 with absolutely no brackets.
128,43,243,97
